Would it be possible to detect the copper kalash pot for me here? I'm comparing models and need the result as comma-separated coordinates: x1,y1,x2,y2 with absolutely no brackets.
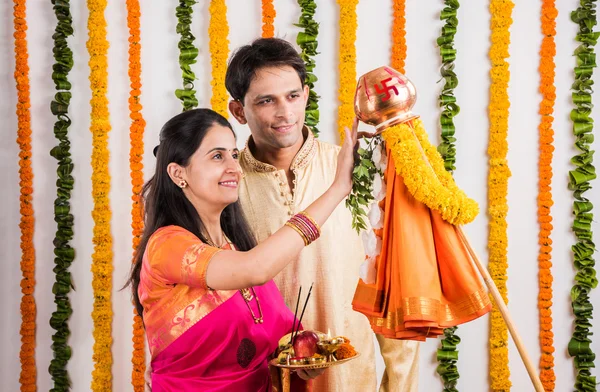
353,66,418,132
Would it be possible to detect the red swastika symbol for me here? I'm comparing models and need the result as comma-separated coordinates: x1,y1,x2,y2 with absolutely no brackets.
374,78,399,102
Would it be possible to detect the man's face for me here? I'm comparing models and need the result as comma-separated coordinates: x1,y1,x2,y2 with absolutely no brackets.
238,66,309,151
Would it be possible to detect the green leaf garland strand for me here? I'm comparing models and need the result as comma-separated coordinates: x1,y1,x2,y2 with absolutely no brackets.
48,0,75,390
175,0,199,111
436,0,460,173
568,1,599,390
295,0,321,137
435,2,461,390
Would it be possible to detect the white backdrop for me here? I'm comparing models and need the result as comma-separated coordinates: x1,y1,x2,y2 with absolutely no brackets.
1,0,599,391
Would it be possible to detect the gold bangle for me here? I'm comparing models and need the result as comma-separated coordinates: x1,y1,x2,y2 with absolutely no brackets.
285,221,309,246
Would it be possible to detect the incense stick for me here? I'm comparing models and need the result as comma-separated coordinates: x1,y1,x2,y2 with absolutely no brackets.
289,286,302,346
293,282,314,341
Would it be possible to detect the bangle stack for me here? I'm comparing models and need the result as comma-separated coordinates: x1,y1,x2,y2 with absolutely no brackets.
285,211,321,246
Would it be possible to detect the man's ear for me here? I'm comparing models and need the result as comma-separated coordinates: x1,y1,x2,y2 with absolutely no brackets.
229,100,247,125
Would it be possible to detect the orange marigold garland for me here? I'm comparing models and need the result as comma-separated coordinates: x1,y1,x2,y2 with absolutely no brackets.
391,0,406,74
209,0,229,118
14,0,37,390
336,0,358,143
487,0,514,389
262,0,275,38
126,0,146,390
87,0,114,389
538,0,557,390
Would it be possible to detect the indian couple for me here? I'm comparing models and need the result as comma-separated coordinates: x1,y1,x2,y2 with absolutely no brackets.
126,37,420,392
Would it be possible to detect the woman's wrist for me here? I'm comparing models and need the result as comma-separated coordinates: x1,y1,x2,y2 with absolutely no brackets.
328,180,350,202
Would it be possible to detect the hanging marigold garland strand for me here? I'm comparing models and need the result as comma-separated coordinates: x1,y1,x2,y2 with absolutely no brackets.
126,0,146,390
568,1,598,391
391,0,406,74
209,0,229,118
175,0,199,111
487,0,514,389
538,0,557,390
14,0,37,390
87,0,114,389
296,0,320,137
262,0,275,38
336,0,358,143
434,1,462,390
49,0,75,390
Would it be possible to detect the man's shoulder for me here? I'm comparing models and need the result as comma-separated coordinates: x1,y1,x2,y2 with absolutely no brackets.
314,138,341,157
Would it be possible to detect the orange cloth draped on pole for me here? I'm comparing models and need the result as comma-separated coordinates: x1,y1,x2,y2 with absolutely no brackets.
352,120,492,341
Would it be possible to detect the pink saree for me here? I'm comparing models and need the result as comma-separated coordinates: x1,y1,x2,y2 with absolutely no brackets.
139,226,309,392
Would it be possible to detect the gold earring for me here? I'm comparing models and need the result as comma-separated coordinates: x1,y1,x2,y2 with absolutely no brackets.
178,179,188,189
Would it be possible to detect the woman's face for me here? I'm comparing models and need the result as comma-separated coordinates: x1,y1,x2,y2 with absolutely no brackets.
180,124,242,211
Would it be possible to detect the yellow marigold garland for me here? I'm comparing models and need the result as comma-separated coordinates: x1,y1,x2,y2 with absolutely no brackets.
87,0,114,389
391,0,406,74
14,1,37,390
488,0,514,389
262,0,275,38
336,0,358,143
126,0,146,390
381,119,479,226
538,0,557,390
209,0,229,118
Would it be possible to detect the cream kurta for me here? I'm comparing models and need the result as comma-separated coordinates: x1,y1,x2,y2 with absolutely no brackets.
239,130,419,391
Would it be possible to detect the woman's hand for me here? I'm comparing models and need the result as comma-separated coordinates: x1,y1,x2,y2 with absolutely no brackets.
332,117,359,197
295,368,326,380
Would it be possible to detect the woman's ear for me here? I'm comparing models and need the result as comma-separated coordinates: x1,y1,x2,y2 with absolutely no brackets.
167,162,186,186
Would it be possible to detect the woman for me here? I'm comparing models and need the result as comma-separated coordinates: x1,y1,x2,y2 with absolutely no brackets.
126,108,357,391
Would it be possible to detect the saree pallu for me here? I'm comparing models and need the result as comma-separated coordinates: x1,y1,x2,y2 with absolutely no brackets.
150,281,307,391
352,149,492,340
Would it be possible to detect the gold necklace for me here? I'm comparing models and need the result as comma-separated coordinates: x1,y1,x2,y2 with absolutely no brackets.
241,287,264,324
207,234,264,324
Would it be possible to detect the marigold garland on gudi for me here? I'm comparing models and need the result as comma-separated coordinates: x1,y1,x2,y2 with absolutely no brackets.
382,119,479,226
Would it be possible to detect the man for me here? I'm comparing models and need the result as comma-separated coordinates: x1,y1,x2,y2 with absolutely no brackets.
226,37,420,391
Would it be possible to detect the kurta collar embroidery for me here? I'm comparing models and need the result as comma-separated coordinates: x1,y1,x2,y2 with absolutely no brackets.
241,126,317,173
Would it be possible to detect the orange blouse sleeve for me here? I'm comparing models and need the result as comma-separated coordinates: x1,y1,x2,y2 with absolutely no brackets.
146,225,222,289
